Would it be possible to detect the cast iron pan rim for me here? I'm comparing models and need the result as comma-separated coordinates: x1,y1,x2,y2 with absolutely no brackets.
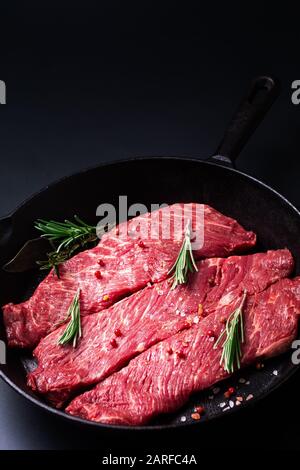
2,155,300,221
1,361,299,432
1,155,300,431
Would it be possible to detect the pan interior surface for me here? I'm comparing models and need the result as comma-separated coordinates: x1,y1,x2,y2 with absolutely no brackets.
1,157,300,429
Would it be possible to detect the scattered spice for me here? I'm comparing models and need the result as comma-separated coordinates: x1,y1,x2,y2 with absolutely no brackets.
224,386,235,398
191,412,201,421
138,240,145,248
207,330,215,338
98,259,105,266
167,347,173,355
256,362,264,370
114,328,122,337
102,294,110,302
177,350,186,359
198,304,203,317
94,270,102,279
194,405,205,414
110,338,118,348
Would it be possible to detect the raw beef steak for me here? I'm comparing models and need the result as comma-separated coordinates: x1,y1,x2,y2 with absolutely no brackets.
28,249,292,407
2,203,256,348
66,276,300,425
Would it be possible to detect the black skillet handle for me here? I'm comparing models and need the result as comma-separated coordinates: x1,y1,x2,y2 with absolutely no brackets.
209,76,281,167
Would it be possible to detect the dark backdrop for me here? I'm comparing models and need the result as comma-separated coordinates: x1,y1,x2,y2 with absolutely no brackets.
0,2,300,452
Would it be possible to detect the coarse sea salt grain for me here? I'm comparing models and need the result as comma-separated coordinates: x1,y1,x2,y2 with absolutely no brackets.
229,400,234,408
246,394,254,401
219,402,226,408
193,316,199,324
236,401,241,406
238,378,246,384
246,381,250,385
222,406,230,412
180,416,187,422
273,370,278,376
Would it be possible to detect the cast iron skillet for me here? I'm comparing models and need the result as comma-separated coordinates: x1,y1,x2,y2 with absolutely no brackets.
1,76,300,430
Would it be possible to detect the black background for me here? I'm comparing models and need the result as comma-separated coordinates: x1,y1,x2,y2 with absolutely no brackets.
1,2,300,453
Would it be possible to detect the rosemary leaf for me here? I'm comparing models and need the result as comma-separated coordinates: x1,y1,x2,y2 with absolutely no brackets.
213,290,247,373
168,220,198,290
35,216,100,277
58,288,82,348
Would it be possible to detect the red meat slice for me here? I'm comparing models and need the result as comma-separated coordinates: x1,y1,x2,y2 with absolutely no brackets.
27,249,292,407
66,276,300,425
2,203,256,348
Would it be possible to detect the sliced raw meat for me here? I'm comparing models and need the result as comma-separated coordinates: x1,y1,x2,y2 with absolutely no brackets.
2,203,256,348
203,247,294,313
28,257,221,407
28,249,293,407
66,277,300,425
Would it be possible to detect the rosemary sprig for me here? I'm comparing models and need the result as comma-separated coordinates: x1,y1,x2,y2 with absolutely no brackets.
213,290,247,374
35,216,97,251
168,220,198,290
35,216,98,277
37,247,79,277
58,288,82,348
